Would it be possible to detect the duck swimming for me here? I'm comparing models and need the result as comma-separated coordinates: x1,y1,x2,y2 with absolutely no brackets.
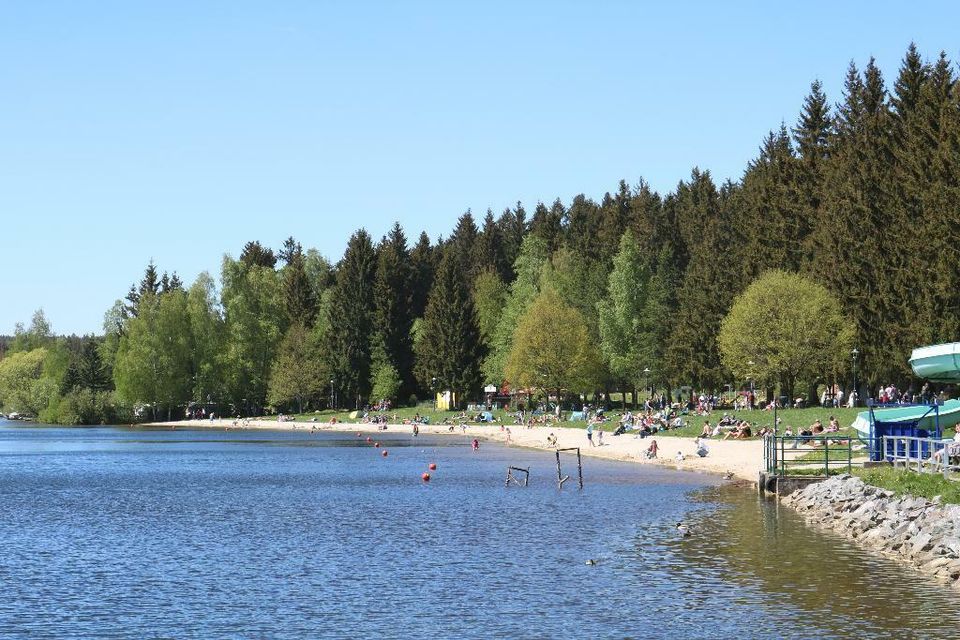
676,522,690,537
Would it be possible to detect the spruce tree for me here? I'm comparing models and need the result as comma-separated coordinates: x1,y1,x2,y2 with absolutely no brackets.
371,223,415,401
475,209,511,284
325,230,377,408
448,210,481,282
240,241,277,269
280,238,317,326
414,249,484,405
408,231,435,319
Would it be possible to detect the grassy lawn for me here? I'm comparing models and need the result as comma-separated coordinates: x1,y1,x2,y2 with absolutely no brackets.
853,466,960,505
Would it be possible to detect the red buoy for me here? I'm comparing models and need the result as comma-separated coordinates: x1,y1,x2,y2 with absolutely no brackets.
381,450,388,457
421,472,431,482
374,442,381,448
428,463,437,471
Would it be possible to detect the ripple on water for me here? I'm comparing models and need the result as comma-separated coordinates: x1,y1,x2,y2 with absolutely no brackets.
0,424,957,639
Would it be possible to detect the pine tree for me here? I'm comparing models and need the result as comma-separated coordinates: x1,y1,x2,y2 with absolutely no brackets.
448,210,481,283
408,231,435,319
529,200,564,253
280,238,317,325
664,170,744,389
793,80,832,270
497,203,528,277
817,58,901,384
240,241,277,269
371,223,416,401
414,249,484,405
325,230,377,408
736,126,802,276
475,209,511,284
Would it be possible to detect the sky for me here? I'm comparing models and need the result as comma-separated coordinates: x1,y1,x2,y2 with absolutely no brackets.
1,1,958,335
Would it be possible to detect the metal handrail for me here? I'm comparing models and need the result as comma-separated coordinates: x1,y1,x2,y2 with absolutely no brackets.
881,435,960,478
763,434,865,477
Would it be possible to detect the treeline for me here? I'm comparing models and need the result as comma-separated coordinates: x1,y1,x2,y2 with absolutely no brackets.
2,44,958,423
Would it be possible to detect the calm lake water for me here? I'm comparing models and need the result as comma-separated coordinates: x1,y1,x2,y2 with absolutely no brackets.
0,421,957,639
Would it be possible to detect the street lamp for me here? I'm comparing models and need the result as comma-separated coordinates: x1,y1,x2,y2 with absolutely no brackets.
643,368,651,404
851,348,859,407
330,379,335,411
431,377,437,410
747,360,755,410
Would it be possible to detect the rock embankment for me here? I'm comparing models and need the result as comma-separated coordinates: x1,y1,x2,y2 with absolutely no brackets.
782,475,960,587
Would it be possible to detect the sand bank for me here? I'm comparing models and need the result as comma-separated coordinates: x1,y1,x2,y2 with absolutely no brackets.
148,417,764,482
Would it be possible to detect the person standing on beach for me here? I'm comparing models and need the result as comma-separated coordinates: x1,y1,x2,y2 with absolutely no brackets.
596,426,604,446
586,422,595,447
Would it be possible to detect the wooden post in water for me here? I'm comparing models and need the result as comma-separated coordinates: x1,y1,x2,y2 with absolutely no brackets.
555,450,562,487
555,447,582,490
577,448,583,489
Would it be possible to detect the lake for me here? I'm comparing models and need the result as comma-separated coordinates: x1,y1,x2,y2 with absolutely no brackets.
0,422,956,639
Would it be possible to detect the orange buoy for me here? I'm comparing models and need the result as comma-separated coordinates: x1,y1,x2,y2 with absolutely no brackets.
421,472,431,482
374,442,381,448
428,463,437,471
381,450,388,457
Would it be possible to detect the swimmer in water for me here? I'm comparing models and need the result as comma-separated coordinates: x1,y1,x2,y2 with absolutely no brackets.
472,438,480,452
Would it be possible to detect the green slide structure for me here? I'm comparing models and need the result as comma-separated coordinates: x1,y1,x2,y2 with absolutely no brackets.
850,342,960,436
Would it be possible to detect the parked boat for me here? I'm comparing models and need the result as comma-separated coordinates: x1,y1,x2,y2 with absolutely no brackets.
908,342,960,382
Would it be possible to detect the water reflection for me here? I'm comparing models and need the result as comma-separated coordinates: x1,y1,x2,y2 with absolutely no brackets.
0,424,956,639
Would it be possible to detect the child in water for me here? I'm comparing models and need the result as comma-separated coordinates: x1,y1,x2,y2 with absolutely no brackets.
472,438,480,452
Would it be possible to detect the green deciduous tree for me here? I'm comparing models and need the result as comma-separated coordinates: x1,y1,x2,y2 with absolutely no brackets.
370,363,402,404
0,348,57,416
598,230,650,390
267,323,326,413
482,234,549,385
505,286,602,400
221,257,286,414
718,270,854,402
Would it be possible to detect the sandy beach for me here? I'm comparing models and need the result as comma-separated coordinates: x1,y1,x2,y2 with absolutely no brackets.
148,417,764,483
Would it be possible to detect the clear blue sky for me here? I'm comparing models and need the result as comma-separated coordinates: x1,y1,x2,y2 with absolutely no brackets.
1,1,957,335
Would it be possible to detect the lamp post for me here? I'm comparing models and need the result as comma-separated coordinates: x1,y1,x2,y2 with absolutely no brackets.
330,379,335,411
851,348,859,407
747,360,755,409
431,377,437,410
643,368,651,405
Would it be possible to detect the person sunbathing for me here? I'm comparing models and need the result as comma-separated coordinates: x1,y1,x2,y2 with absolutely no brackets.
700,421,712,437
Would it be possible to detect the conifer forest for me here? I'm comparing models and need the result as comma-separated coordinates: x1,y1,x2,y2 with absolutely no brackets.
2,45,959,423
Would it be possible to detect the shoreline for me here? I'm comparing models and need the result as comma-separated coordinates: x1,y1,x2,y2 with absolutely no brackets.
143,417,764,482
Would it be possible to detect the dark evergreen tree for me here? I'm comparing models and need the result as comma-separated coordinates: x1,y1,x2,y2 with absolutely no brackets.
664,170,744,389
280,237,317,325
240,241,277,269
414,249,484,406
124,261,162,318
817,58,901,384
793,80,833,269
529,200,564,253
408,231,435,319
371,223,416,400
447,210,481,282
325,230,377,408
475,209,511,283
497,203,528,277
